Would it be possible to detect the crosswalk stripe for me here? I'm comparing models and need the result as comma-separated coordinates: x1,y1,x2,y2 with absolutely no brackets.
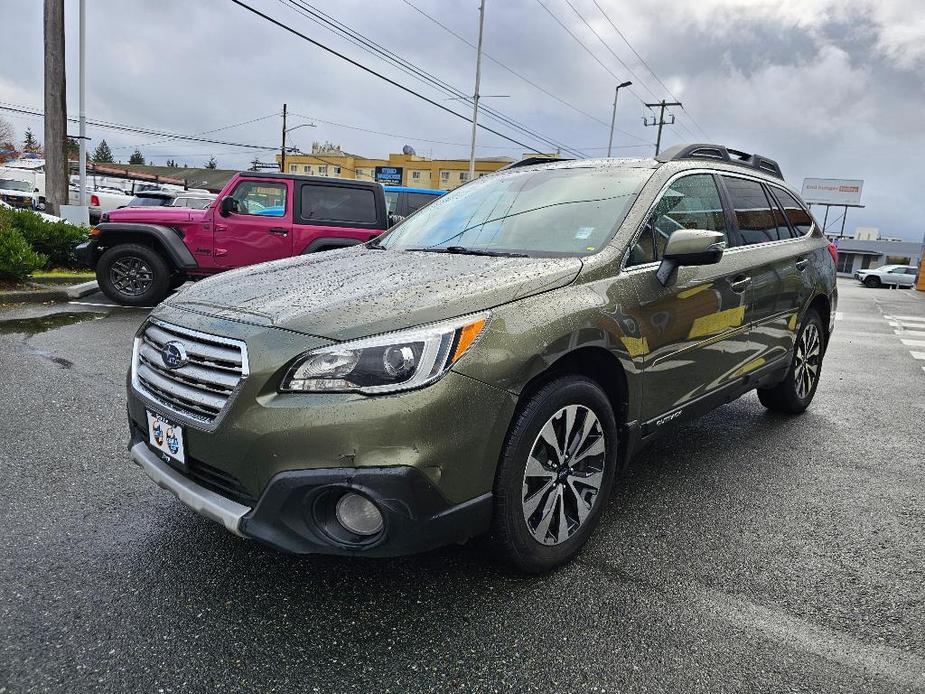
900,339,925,348
910,351,925,361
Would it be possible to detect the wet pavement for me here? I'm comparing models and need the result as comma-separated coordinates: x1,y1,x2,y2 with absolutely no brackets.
1,279,923,693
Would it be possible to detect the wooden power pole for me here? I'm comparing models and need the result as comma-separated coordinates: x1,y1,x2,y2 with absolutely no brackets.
44,0,68,216
643,100,682,156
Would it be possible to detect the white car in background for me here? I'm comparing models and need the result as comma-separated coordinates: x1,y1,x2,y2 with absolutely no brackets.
0,178,37,209
855,264,919,288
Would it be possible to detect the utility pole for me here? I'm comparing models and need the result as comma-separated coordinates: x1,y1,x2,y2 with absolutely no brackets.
44,0,68,216
280,103,287,173
643,99,682,156
468,0,486,179
77,0,87,221
607,80,632,158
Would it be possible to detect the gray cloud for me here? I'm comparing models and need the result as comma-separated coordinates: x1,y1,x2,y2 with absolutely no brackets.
0,0,922,239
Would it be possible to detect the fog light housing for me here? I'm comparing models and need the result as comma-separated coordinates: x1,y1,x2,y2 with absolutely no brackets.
335,492,384,536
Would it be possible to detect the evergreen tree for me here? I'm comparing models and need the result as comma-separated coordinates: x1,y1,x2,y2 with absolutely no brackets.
165,159,178,168
22,128,41,154
204,156,217,169
92,139,114,163
128,148,145,165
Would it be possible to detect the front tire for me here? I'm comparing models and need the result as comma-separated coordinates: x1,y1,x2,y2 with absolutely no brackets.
491,376,618,573
97,243,171,307
863,276,881,288
758,309,824,414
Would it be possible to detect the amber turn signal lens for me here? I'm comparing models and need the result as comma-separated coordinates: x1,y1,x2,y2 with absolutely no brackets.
452,318,486,363
89,226,101,237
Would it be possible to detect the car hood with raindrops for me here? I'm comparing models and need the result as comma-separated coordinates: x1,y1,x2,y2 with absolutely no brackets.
162,245,583,341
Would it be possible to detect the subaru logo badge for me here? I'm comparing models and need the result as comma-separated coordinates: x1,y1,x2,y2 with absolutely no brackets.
161,341,188,370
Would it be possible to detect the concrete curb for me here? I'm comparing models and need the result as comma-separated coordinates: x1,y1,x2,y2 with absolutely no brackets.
0,280,98,306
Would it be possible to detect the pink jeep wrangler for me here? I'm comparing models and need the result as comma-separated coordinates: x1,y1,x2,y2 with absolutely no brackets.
76,172,389,306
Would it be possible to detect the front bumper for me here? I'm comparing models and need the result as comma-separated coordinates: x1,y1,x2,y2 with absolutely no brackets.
75,240,98,268
129,429,493,556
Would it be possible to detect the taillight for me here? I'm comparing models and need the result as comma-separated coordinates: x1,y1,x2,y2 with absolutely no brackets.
90,194,100,207
827,242,838,265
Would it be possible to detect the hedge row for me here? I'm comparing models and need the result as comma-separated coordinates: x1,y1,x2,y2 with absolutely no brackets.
0,208,88,281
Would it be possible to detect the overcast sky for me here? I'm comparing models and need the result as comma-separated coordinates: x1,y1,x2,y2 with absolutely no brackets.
1,0,923,239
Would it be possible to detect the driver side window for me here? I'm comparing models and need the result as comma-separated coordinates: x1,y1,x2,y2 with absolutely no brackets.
627,174,726,267
230,181,287,217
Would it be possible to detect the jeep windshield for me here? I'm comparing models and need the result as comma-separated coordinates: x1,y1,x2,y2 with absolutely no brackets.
378,166,651,256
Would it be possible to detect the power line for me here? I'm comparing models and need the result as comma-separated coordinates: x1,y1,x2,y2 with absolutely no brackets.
589,0,711,140
243,0,580,157
399,0,650,144
278,0,586,158
109,112,281,151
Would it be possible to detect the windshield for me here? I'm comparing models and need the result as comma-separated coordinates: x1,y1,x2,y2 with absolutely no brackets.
379,166,650,256
0,180,32,192
128,196,169,207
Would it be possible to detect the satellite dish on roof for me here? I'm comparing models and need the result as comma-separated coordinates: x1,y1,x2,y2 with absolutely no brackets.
402,144,416,156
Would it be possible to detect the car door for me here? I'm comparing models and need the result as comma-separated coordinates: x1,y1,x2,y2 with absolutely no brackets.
624,172,755,420
291,181,385,252
719,175,804,367
213,178,293,268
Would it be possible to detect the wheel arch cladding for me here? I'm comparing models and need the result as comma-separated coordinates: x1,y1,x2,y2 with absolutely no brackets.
807,293,831,347
96,223,197,269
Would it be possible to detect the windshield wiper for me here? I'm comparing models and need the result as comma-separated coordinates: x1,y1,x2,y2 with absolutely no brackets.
414,245,529,258
365,239,387,249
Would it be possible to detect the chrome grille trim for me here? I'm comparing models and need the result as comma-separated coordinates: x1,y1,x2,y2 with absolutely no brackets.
131,319,249,429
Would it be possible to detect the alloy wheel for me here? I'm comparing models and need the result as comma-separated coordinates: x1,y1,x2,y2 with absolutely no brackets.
794,322,821,399
521,404,606,546
110,256,153,296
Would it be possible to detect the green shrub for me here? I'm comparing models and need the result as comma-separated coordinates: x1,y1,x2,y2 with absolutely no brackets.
0,221,48,282
0,207,87,269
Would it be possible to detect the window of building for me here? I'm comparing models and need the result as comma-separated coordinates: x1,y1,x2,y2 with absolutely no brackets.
303,165,311,174
229,181,287,217
300,184,378,225
440,171,450,182
290,165,298,173
333,166,341,176
459,172,470,182
836,253,853,273
628,174,726,267
318,165,327,176
721,176,778,245
772,188,814,236
411,170,421,180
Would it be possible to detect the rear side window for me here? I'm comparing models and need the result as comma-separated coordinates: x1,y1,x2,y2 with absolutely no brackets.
627,174,725,266
300,184,378,225
772,188,814,236
721,176,779,245
765,187,795,240
405,192,438,214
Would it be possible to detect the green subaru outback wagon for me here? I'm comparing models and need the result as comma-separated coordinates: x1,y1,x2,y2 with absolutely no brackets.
127,144,837,572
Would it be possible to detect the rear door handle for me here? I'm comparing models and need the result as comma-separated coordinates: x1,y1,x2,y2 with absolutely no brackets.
269,227,288,235
795,258,808,270
730,276,752,293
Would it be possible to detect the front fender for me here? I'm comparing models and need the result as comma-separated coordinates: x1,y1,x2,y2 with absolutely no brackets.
94,222,198,269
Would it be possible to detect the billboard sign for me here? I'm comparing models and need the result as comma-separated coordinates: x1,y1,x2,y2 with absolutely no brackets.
801,178,864,206
375,166,403,185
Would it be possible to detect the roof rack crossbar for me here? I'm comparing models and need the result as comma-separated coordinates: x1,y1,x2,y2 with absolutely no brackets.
656,143,784,180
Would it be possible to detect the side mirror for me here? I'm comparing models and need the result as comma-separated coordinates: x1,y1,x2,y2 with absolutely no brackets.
656,229,726,286
219,196,237,216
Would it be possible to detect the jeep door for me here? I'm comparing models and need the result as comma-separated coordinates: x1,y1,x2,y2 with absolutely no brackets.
291,181,385,253
623,173,755,421
214,179,293,268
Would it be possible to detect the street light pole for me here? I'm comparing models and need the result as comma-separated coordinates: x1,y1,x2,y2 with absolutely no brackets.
280,103,287,172
468,0,486,180
606,80,632,158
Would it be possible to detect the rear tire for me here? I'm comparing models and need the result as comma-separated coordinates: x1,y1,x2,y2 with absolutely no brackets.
757,309,824,414
863,276,881,288
491,376,618,573
97,243,171,307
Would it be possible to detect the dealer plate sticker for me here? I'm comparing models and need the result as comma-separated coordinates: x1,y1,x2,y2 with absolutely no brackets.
146,410,186,465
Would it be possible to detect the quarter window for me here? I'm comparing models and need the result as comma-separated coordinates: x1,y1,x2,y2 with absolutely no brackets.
722,176,778,245
627,174,726,266
300,184,378,225
229,181,287,217
772,188,814,236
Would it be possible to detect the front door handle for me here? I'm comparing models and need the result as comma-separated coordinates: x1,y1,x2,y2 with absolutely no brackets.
215,224,227,232
730,275,752,293
795,258,808,271
269,227,288,235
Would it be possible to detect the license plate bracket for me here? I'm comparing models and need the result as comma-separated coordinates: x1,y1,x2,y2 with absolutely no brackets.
146,410,187,469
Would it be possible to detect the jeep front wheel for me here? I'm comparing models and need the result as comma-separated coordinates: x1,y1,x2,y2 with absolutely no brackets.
97,243,171,307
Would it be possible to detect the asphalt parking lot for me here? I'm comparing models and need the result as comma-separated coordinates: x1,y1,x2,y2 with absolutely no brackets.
1,278,923,693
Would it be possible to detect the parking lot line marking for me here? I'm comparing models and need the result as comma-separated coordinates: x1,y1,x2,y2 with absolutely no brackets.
67,300,153,309
883,315,925,322
910,351,925,361
900,339,925,348
894,330,925,338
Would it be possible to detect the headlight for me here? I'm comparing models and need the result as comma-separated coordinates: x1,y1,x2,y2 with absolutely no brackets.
280,313,489,394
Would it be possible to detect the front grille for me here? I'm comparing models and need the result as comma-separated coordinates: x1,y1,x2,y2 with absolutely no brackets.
133,319,248,425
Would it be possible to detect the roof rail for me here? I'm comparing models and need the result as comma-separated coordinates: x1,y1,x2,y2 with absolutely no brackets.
656,143,783,180
497,156,572,171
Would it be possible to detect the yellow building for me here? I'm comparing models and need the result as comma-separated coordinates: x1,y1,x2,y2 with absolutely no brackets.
276,144,518,190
